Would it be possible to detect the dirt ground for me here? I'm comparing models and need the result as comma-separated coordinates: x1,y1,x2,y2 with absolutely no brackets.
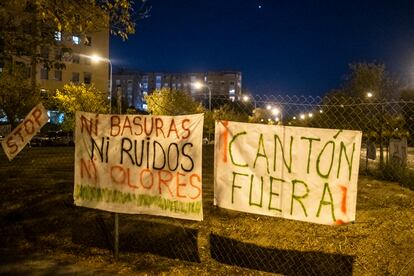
0,145,413,275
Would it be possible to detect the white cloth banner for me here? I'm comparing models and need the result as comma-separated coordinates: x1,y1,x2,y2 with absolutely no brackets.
214,121,362,225
74,112,204,221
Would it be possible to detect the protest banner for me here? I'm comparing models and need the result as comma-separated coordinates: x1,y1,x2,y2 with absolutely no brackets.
73,111,204,221
214,121,362,225
1,103,49,161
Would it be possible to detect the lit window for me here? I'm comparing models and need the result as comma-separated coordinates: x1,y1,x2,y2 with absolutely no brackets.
54,70,62,81
229,96,235,102
229,89,235,94
84,72,92,84
40,68,48,80
72,72,80,83
54,31,62,41
72,35,80,45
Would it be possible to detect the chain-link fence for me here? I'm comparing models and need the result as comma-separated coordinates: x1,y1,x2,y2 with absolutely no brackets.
0,94,413,275
204,94,414,188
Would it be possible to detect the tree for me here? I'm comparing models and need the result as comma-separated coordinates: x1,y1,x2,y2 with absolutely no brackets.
52,83,109,130
341,62,399,99
0,0,150,82
323,62,402,167
145,88,204,116
202,104,249,142
399,88,414,146
249,108,274,124
0,64,39,127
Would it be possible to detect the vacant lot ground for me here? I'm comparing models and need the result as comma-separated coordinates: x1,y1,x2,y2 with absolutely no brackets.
0,145,413,275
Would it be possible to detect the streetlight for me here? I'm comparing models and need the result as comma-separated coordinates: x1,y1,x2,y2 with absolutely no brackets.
193,81,211,111
272,107,280,116
367,92,373,98
89,54,113,113
242,95,257,108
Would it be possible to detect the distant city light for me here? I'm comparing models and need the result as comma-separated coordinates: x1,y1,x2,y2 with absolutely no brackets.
319,109,323,113
300,114,306,120
367,92,373,98
266,104,272,110
308,112,313,118
293,116,296,120
243,95,250,102
272,108,280,115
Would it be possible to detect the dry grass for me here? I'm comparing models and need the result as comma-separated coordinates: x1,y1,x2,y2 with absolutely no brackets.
0,145,413,275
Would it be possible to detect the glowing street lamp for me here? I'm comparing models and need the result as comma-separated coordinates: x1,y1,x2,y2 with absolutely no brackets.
272,107,280,116
300,113,306,120
89,54,113,113
367,92,373,98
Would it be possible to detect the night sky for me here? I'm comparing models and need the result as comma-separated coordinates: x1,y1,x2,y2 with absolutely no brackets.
110,0,414,96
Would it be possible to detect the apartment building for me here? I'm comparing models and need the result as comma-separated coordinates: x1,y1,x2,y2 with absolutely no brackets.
112,70,242,111
38,30,110,95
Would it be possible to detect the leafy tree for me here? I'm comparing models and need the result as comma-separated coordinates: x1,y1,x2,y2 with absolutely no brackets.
322,62,402,167
145,88,204,116
202,104,249,141
0,0,150,90
52,83,109,130
400,88,414,146
341,62,399,99
0,64,39,127
249,107,274,124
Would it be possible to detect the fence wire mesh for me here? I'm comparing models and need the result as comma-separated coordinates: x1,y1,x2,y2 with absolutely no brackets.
0,94,413,275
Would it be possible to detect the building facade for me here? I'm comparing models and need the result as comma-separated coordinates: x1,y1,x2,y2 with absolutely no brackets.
38,30,110,95
112,70,242,111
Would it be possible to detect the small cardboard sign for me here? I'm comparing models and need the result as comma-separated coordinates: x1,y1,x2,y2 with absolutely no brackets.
389,138,407,166
1,103,49,160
